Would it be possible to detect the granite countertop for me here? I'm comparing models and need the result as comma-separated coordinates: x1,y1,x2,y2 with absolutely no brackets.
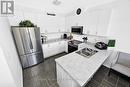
55,43,112,87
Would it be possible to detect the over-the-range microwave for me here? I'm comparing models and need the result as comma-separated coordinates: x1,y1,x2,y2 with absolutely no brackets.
71,26,83,34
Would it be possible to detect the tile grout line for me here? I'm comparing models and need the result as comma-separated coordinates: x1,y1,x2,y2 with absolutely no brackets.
115,76,119,87
98,70,108,87
104,70,119,87
100,69,118,87
104,76,118,87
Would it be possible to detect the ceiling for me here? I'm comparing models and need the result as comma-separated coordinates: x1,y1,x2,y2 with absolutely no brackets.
16,0,117,15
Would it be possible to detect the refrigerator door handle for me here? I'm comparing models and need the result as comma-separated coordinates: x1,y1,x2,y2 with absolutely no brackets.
29,36,33,50
28,29,33,50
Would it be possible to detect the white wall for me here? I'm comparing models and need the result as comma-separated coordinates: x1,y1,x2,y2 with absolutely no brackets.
0,46,16,87
107,0,130,53
0,17,23,87
8,5,66,40
16,0,116,16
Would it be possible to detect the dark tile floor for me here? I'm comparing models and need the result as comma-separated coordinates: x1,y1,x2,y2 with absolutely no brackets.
23,52,130,87
85,66,130,87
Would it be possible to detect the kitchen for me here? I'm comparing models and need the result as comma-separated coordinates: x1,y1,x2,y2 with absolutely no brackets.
0,0,130,87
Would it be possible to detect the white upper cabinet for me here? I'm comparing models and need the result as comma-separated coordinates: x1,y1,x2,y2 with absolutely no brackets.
65,14,85,32
37,14,65,33
97,9,111,36
65,8,111,36
84,8,111,36
84,10,99,35
8,7,65,33
65,11,98,35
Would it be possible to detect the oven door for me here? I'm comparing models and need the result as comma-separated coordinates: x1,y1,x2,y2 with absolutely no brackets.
68,44,78,53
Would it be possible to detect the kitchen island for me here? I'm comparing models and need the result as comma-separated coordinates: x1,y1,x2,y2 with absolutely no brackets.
55,43,112,87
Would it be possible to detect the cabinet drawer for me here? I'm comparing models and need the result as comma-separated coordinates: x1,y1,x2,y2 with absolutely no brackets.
27,52,43,67
20,52,43,68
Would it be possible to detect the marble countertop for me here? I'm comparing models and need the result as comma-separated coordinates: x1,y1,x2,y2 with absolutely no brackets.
55,43,112,87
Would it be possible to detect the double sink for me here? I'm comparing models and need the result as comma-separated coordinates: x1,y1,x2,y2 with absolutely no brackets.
76,48,98,58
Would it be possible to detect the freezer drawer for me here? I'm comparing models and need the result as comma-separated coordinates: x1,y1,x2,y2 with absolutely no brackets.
20,55,28,68
20,52,43,68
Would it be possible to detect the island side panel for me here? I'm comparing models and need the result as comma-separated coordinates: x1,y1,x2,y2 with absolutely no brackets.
56,63,81,87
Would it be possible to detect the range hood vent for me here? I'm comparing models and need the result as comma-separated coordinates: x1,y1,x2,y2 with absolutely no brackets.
47,13,56,16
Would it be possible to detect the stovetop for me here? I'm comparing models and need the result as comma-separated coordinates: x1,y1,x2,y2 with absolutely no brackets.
76,48,98,58
68,40,83,46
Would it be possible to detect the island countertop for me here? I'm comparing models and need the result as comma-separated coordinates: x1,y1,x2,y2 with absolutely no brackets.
55,44,112,87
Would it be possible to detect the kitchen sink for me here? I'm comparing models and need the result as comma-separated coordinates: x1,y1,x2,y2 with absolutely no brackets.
76,48,98,58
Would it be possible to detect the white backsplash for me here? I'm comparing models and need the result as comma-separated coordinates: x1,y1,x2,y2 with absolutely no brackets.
72,34,108,44
42,33,64,40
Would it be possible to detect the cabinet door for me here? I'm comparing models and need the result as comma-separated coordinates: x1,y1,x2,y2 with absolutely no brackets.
42,41,67,58
57,64,73,87
84,10,99,35
72,79,80,87
51,42,59,55
42,44,46,58
58,41,66,52
42,44,49,58
56,64,80,87
64,41,68,53
59,41,70,53
42,42,60,58
97,9,111,36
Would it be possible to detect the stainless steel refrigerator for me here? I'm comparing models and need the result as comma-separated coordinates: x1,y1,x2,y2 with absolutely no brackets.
12,26,44,68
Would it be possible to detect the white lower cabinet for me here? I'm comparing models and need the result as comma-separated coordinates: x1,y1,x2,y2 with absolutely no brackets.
58,41,65,53
64,41,68,53
56,64,80,87
42,41,67,59
42,44,53,58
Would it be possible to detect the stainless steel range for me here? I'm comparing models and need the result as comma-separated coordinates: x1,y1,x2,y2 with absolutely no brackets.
68,40,83,53
76,48,98,58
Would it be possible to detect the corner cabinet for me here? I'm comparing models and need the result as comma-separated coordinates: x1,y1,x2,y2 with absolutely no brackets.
42,41,67,59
